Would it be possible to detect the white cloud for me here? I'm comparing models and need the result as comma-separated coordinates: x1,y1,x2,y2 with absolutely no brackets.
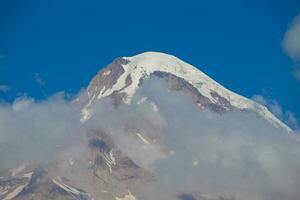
293,69,300,81
0,85,10,93
283,14,300,61
252,95,282,118
251,95,267,106
12,96,34,112
34,73,46,86
286,111,298,129
252,94,298,130
1,79,300,199
0,93,84,170
269,102,283,119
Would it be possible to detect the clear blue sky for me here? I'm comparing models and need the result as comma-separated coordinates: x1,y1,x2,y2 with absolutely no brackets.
0,0,299,126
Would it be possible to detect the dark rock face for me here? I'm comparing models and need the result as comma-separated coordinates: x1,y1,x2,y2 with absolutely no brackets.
88,131,153,183
47,182,76,200
0,177,28,189
88,131,115,172
210,91,233,111
87,58,130,99
151,71,234,113
109,91,127,107
47,182,90,200
89,138,110,152
86,58,133,107
18,166,45,196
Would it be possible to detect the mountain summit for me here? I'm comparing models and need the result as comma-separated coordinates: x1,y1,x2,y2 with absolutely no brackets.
82,52,291,133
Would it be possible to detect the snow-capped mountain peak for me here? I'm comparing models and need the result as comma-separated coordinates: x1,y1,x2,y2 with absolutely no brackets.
83,52,291,133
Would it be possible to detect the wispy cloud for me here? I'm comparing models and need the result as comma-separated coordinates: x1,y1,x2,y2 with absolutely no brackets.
287,111,298,129
34,73,46,86
0,85,10,93
251,94,267,106
283,13,300,82
283,14,300,61
293,68,300,81
252,94,298,130
0,54,4,69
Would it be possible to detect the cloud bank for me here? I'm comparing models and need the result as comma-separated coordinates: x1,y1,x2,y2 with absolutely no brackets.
1,78,300,200
0,93,84,170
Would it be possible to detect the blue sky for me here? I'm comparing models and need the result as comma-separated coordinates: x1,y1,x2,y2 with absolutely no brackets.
0,0,299,128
